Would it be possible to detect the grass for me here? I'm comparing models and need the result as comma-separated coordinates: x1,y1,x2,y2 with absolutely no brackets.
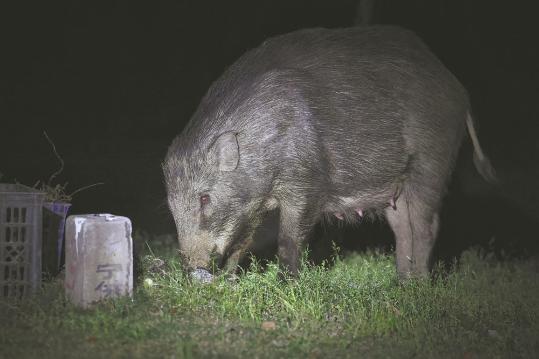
1,235,538,358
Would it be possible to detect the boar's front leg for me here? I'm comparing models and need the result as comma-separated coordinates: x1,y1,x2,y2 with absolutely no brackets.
277,202,315,277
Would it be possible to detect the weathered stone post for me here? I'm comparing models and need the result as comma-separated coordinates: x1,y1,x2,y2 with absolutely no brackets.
65,214,133,308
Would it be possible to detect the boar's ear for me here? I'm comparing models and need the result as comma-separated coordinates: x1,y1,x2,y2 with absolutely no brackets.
213,132,239,172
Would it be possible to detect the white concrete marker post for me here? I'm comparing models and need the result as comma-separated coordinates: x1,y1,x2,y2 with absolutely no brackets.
65,214,133,308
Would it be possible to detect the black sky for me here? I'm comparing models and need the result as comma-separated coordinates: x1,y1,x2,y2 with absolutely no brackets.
1,0,538,256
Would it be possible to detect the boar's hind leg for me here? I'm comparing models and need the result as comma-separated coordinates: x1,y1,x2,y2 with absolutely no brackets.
385,187,440,280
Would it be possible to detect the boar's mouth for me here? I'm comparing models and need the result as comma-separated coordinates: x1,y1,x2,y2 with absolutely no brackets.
190,245,242,275
183,213,255,274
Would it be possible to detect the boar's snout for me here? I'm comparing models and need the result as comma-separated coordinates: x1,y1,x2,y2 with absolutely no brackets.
178,238,224,274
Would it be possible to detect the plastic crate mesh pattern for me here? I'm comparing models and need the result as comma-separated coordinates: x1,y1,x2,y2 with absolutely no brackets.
0,184,45,297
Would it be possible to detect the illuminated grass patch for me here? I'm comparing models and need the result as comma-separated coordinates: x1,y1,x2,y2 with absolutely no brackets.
1,244,538,358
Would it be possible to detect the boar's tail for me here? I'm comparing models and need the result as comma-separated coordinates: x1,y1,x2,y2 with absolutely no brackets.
466,112,498,184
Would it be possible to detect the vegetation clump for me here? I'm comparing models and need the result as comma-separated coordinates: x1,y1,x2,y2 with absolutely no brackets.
33,131,102,202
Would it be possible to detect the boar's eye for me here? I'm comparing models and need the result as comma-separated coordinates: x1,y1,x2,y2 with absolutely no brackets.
200,194,211,207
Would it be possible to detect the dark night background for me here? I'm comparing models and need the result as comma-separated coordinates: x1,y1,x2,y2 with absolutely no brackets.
1,0,538,262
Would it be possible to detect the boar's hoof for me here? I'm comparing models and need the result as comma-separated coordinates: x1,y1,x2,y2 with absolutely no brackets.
355,208,364,218
334,212,344,220
191,268,214,284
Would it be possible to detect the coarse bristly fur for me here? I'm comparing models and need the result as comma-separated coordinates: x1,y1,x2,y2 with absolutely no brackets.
163,25,495,279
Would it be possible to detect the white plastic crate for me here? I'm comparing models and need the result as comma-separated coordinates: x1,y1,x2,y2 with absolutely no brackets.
0,184,45,297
